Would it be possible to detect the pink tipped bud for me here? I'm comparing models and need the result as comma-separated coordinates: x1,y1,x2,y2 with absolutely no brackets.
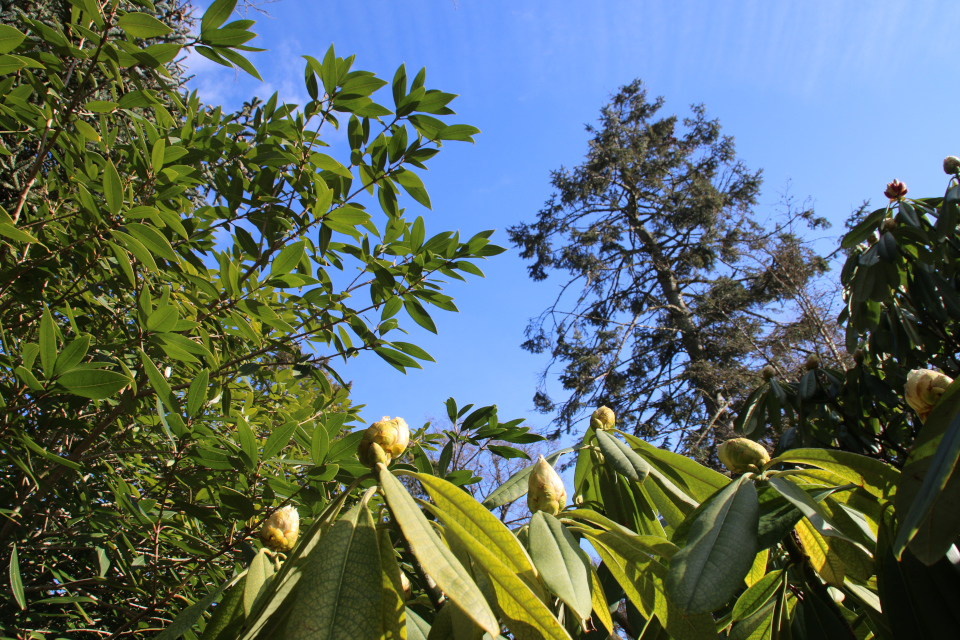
884,179,908,201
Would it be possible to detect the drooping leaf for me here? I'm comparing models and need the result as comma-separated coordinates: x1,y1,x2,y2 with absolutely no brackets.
666,475,759,614
378,467,499,637
528,512,593,622
284,503,382,639
413,472,540,588
427,504,573,640
596,429,650,483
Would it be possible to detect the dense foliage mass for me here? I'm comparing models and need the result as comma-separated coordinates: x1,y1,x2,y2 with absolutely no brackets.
508,80,833,455
2,2,960,640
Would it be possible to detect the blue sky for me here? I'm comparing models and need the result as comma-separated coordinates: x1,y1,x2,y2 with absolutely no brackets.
187,0,960,438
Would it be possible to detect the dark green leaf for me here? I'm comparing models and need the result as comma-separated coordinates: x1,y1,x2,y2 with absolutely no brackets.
666,475,758,614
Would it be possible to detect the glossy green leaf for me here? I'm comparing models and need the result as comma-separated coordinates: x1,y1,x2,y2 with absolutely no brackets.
262,420,299,460
771,448,899,499
621,433,726,502
284,503,382,639
378,466,499,636
270,240,306,278
186,369,209,418
199,577,246,640
201,0,237,32
54,335,90,376
39,305,56,379
155,576,236,640
528,511,592,621
582,529,715,640
118,12,173,38
768,477,856,542
0,25,25,54
666,475,758,614
58,368,130,399
103,159,122,215
9,543,25,610
732,569,783,622
378,531,406,640
138,349,179,413
894,408,960,560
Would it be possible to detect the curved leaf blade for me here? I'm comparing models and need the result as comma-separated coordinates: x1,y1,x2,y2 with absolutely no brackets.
283,503,382,639
378,467,499,637
528,512,592,622
596,429,650,483
666,475,759,614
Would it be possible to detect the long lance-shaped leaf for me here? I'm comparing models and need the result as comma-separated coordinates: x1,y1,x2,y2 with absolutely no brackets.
771,448,899,499
767,477,857,543
588,564,614,634
595,430,650,482
795,518,844,588
621,433,727,502
378,531,406,640
425,503,572,640
562,509,679,559
528,512,593,623
412,471,540,591
579,529,716,640
482,446,574,509
378,466,499,637
666,474,759,614
284,502,383,639
244,550,276,618
893,408,960,560
199,577,246,640
731,569,783,623
155,573,244,640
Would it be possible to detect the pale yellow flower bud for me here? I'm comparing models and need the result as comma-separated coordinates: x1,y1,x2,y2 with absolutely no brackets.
590,406,616,431
259,505,299,552
905,369,953,423
399,570,411,601
527,455,566,516
761,365,776,380
718,438,770,475
358,416,410,468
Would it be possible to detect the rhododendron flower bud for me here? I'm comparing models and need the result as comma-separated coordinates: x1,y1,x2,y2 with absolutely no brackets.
804,354,820,370
718,438,770,474
944,156,960,175
905,369,954,423
527,455,566,515
358,416,410,468
259,505,299,552
590,406,616,431
884,179,908,200
761,365,776,380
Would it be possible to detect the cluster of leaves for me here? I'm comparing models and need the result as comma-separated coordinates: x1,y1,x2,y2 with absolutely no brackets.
160,399,957,640
0,1,509,636
735,170,960,464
